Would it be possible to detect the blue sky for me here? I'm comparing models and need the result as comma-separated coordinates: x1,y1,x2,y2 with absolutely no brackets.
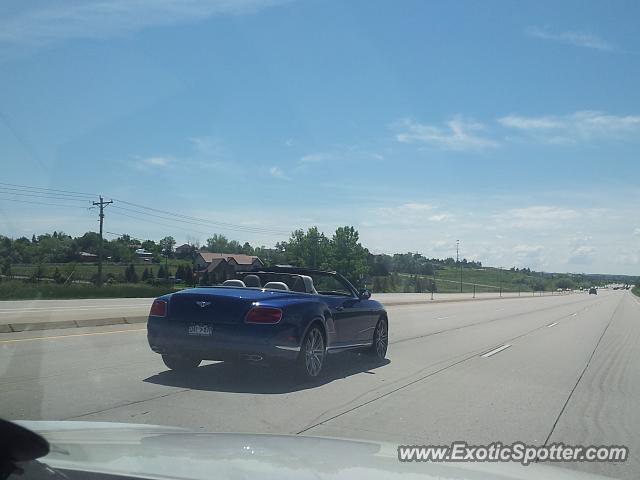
0,0,639,274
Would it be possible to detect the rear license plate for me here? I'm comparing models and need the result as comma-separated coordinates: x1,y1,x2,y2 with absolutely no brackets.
188,324,213,336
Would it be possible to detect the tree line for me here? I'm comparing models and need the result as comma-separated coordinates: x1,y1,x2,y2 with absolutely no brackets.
0,227,485,288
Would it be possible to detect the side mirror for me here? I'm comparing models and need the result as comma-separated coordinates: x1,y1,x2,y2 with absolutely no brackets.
359,289,371,300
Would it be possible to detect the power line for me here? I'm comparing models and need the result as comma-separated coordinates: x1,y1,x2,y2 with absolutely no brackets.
109,209,283,239
2,182,293,236
0,196,92,209
110,198,290,235
0,189,93,203
0,182,95,198
110,204,290,235
109,210,218,237
105,231,145,242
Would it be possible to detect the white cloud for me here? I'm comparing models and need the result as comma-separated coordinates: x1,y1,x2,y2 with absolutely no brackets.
498,111,640,144
138,156,171,168
367,202,450,229
395,116,499,152
634,228,640,237
0,0,287,51
526,26,615,52
512,244,545,268
401,202,433,211
298,148,384,167
495,206,580,230
568,245,596,264
299,153,332,164
269,166,289,180
513,244,544,255
284,138,294,147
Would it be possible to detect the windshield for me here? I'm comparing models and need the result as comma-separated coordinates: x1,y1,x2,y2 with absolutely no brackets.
1,2,639,480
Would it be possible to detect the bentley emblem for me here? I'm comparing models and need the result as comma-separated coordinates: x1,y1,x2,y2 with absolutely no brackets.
195,301,211,308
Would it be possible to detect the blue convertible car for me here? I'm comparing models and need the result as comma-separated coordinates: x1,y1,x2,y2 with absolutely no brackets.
147,266,388,379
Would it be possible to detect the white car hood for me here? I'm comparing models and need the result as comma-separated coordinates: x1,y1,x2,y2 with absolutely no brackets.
18,421,613,480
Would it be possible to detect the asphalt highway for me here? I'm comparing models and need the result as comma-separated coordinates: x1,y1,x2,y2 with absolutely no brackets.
0,292,532,325
1,290,638,479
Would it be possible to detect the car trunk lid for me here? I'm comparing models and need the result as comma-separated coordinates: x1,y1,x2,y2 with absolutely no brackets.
167,287,292,324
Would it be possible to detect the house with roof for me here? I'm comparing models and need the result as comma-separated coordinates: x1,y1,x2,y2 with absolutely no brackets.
175,243,194,256
195,252,264,283
175,243,196,258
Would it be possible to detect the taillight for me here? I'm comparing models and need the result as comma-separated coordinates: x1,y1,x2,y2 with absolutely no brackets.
245,306,282,324
150,299,167,317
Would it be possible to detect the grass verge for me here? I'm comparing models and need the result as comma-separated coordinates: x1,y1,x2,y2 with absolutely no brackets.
0,281,175,300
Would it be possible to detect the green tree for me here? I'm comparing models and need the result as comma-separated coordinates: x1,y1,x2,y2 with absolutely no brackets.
555,278,574,290
206,234,229,253
285,229,305,266
241,242,254,255
176,265,186,281
142,268,150,282
285,227,330,269
157,265,166,279
141,240,159,255
183,265,193,284
227,240,241,253
75,232,101,254
125,264,138,283
159,236,176,258
329,226,369,288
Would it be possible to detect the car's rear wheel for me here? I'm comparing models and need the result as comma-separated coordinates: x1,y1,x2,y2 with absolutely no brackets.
368,317,388,360
298,326,325,379
162,354,201,371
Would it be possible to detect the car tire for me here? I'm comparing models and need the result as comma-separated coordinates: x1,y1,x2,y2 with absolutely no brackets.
368,317,388,360
162,354,201,371
297,326,326,380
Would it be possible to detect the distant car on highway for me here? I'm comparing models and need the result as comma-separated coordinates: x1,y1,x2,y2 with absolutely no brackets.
589,287,597,295
147,266,388,379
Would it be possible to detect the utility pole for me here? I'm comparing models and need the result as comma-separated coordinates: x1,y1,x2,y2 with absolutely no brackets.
456,240,462,293
93,196,113,287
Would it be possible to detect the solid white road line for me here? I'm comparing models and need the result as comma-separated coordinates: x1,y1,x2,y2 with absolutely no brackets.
547,322,559,328
481,344,511,358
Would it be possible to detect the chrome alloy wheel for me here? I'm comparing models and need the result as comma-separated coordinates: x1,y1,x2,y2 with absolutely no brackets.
373,319,388,359
303,327,325,377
